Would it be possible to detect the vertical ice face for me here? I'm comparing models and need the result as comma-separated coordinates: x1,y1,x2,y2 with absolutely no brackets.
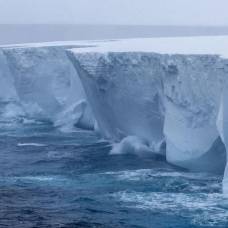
3,46,95,129
69,49,227,173
0,49,23,122
4,46,74,118
0,50,17,101
1,37,228,192
69,52,165,152
217,88,228,194
163,55,226,172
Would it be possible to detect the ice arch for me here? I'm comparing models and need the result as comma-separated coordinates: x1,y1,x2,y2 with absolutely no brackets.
162,55,226,173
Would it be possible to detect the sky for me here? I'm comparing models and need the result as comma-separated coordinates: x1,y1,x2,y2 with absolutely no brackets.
0,0,228,26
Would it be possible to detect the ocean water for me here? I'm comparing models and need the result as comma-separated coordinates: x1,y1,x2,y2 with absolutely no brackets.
0,122,228,228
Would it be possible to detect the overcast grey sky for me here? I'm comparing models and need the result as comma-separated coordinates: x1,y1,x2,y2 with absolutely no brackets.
0,0,228,26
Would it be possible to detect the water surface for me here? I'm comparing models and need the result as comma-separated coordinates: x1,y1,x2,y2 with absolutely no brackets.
0,122,227,227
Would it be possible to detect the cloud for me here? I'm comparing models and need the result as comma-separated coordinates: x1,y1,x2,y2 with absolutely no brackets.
0,0,227,25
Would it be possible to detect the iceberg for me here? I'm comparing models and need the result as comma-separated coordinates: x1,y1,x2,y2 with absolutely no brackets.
1,36,228,193
68,36,228,191
1,42,95,130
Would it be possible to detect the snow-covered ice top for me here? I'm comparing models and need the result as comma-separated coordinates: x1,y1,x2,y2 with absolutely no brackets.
0,40,92,49
71,36,228,58
68,36,228,184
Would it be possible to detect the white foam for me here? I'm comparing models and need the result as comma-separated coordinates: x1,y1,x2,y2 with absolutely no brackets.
104,169,217,181
113,190,228,226
17,143,47,147
110,136,152,155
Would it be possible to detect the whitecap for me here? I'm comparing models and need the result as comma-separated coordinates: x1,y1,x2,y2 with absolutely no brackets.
112,191,228,226
103,169,217,181
17,143,47,147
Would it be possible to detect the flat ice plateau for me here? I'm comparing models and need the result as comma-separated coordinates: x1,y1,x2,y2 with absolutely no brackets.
1,36,228,194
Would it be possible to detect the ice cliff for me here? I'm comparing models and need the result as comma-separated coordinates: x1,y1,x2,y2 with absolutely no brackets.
0,42,95,130
217,88,228,194
68,36,228,193
1,37,228,194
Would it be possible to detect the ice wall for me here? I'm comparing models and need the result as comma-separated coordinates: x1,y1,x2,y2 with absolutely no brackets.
162,55,227,173
1,37,228,192
217,88,228,194
0,50,23,123
2,45,95,130
69,50,228,174
0,50,17,101
68,52,165,152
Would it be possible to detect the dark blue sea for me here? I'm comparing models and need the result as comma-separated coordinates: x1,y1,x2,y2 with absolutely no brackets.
0,122,228,228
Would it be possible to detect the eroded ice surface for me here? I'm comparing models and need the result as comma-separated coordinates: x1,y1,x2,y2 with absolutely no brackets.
1,36,228,194
0,42,96,130
68,52,165,152
68,36,228,191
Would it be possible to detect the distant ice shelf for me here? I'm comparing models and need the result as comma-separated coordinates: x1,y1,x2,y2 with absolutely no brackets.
1,36,228,193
